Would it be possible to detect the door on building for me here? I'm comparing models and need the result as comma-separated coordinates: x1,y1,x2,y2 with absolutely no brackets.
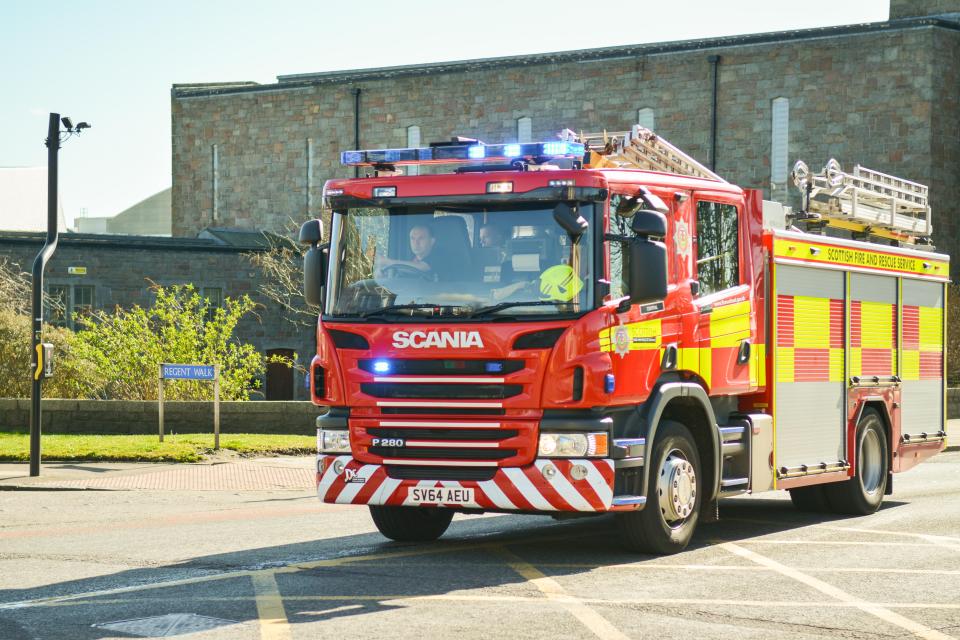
265,349,294,400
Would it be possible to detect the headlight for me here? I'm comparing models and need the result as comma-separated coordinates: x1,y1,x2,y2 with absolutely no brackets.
537,432,608,458
319,429,351,453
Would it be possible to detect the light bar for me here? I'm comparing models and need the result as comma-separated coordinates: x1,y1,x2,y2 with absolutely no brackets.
340,141,586,167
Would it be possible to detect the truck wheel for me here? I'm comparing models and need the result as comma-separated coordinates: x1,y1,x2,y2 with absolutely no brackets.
617,420,701,555
823,408,888,515
788,485,830,512
369,505,454,542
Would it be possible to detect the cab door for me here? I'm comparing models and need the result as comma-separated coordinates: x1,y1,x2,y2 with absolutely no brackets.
692,197,753,395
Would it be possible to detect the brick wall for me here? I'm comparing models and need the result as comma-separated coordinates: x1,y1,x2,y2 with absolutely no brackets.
171,20,960,267
0,399,320,435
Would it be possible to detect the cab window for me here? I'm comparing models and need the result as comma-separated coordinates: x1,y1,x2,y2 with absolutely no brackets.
607,195,632,300
695,201,739,296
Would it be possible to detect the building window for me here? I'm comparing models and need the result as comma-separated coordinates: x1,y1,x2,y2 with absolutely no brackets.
73,285,94,317
771,97,789,186
46,285,69,327
202,287,223,321
46,284,95,328
637,107,655,131
517,117,532,143
406,125,421,176
695,201,740,296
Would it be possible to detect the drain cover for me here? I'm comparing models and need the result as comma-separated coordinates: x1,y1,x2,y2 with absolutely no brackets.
93,613,239,637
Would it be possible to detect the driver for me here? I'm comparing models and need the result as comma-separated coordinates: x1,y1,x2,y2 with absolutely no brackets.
376,224,438,277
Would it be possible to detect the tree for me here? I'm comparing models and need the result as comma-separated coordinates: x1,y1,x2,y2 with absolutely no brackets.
245,222,319,330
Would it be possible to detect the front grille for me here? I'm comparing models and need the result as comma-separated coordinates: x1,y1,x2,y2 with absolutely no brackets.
370,446,516,460
381,407,505,415
369,427,517,441
359,359,524,375
361,383,522,399
387,466,497,481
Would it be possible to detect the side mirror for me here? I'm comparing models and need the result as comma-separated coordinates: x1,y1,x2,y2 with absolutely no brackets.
299,219,323,245
553,202,588,237
303,243,329,308
628,237,668,305
631,210,667,238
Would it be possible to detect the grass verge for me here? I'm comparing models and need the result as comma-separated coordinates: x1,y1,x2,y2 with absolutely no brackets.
0,432,315,463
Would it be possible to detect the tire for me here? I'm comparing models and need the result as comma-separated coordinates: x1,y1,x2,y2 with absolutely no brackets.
617,420,701,554
823,408,889,515
369,505,454,542
789,485,830,512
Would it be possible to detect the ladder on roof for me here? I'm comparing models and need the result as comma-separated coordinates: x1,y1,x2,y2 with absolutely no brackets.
566,125,726,182
791,159,933,245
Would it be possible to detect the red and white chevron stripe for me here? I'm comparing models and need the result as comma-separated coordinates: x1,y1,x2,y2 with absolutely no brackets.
317,455,614,512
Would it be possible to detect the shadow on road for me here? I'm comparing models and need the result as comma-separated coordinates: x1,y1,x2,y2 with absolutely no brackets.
0,496,909,639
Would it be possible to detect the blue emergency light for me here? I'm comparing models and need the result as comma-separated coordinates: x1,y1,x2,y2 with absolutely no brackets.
340,141,586,167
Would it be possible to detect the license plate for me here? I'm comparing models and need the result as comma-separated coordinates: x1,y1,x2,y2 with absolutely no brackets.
409,487,475,505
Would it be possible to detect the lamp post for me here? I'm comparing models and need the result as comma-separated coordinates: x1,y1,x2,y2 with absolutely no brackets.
29,112,90,477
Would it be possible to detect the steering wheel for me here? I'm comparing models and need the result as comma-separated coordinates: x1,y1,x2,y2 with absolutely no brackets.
380,263,434,280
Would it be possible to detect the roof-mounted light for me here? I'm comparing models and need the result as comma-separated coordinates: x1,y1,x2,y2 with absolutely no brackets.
340,141,586,167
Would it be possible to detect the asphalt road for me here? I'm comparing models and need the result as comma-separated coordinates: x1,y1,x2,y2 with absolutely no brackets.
1,452,959,640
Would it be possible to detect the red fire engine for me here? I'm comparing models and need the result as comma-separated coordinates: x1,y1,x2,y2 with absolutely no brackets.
300,127,949,554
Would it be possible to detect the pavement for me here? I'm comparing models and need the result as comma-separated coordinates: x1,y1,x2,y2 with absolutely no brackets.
0,456,315,491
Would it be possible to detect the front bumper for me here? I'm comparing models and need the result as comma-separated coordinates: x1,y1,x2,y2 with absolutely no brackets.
317,455,615,512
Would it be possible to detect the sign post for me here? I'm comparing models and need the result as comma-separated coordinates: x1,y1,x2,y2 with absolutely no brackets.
158,364,220,449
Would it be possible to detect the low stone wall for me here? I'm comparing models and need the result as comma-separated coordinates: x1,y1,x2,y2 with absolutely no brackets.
0,399,321,435
2,391,958,436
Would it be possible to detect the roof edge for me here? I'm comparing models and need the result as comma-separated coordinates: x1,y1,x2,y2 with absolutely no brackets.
172,16,960,99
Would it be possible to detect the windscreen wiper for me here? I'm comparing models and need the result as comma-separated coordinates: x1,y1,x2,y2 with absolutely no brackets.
468,300,564,318
358,303,445,319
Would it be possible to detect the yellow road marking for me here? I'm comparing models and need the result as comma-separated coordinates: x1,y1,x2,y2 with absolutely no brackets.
536,562,960,576
497,546,629,640
251,573,292,640
722,542,956,640
817,526,960,552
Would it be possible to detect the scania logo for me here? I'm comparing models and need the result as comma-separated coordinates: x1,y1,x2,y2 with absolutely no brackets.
392,330,484,349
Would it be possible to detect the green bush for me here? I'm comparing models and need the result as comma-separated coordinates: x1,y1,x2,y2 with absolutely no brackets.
72,284,270,400
0,309,102,399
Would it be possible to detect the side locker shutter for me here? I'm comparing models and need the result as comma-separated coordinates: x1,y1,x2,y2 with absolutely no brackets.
900,279,945,438
774,265,845,471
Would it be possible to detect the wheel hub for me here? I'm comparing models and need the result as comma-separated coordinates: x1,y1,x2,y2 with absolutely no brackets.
658,452,697,523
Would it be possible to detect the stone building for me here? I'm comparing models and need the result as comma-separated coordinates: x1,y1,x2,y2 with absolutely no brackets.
171,0,960,270
0,231,314,400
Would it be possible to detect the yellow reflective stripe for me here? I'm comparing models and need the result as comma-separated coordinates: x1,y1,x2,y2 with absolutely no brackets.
599,319,662,353
776,347,794,383
675,347,711,387
793,296,831,348
829,348,844,382
860,301,894,349
773,237,949,279
850,348,862,377
919,307,943,350
902,350,920,380
750,343,767,388
711,329,751,348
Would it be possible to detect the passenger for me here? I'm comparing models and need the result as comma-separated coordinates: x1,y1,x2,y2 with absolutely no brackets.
479,223,506,250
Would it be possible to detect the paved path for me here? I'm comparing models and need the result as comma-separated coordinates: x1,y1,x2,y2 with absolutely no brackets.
0,457,315,491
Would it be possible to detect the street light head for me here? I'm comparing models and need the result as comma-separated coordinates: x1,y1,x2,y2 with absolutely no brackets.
75,122,91,131
61,117,73,131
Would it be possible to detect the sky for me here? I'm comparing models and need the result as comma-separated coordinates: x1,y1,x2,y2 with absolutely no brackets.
1,0,889,228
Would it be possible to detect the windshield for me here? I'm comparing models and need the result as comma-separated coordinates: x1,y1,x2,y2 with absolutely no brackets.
326,203,595,319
